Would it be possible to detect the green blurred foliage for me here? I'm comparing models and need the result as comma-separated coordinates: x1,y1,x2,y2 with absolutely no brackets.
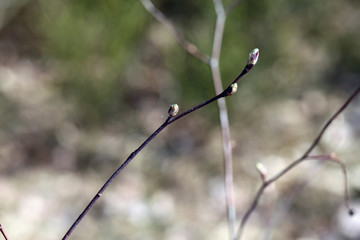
0,0,359,239
18,0,357,128
36,1,149,126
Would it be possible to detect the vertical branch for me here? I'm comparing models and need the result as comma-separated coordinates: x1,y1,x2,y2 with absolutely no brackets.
210,0,236,239
141,1,248,239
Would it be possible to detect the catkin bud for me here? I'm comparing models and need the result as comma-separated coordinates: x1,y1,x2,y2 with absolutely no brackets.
248,48,260,66
168,104,179,117
228,83,238,96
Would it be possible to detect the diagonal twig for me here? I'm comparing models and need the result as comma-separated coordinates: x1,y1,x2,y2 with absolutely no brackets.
62,50,259,240
141,0,210,63
0,224,9,240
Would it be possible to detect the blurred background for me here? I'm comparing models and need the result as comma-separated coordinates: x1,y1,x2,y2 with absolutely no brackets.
0,0,359,239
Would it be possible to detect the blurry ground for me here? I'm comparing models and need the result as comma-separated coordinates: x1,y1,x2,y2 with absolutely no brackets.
0,0,359,240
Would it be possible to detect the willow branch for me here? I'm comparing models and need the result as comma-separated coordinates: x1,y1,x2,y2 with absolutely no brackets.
234,85,360,240
62,51,259,240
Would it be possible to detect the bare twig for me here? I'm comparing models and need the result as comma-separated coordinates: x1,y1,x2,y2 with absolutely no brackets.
0,224,9,240
234,86,360,240
141,0,210,63
62,50,259,240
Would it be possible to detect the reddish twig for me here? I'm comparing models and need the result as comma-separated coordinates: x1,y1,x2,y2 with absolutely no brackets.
62,50,259,240
0,224,9,240
234,86,360,240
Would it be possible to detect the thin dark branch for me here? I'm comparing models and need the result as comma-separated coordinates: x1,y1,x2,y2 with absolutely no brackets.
234,86,360,240
62,57,257,240
141,0,210,63
0,224,9,240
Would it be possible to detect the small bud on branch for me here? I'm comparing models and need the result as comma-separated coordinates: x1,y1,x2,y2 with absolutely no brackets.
168,104,179,117
228,83,238,96
256,162,267,182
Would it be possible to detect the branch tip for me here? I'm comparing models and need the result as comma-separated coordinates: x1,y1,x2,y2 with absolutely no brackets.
248,48,260,66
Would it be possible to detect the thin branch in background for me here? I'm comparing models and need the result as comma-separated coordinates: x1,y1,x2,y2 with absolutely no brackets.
0,224,9,240
234,86,360,240
209,0,236,237
61,50,259,240
141,0,210,63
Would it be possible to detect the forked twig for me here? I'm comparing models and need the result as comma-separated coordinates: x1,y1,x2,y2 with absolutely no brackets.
234,86,360,240
62,50,259,240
